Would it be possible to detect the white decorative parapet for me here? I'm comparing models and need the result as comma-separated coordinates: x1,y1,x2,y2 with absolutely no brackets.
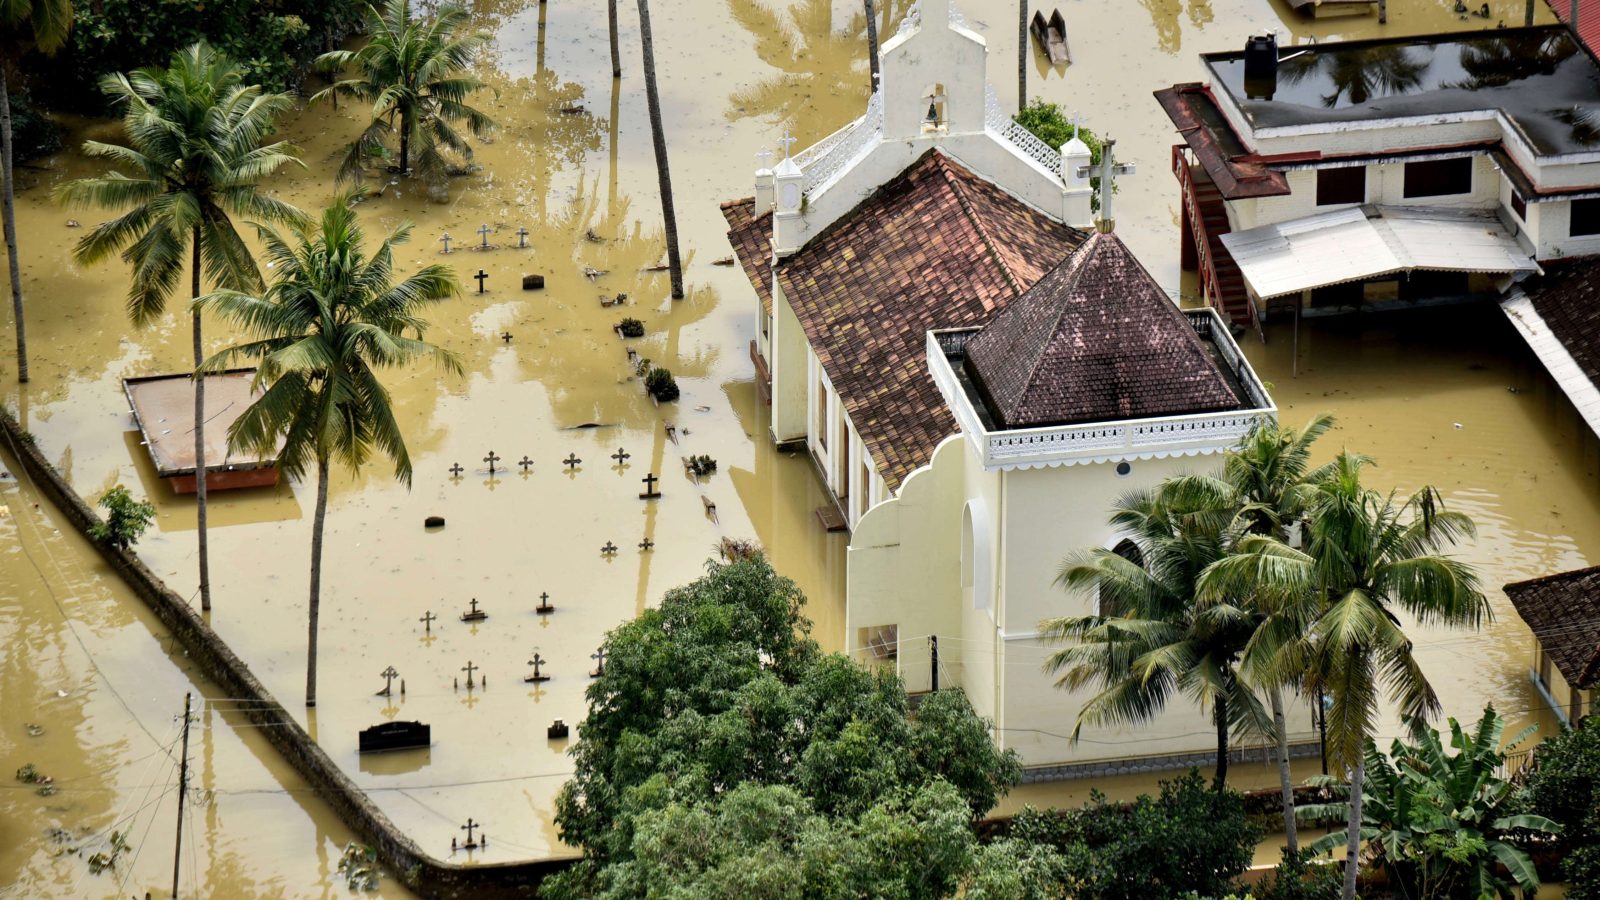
984,85,1064,182
801,90,884,196
893,0,968,38
925,309,1276,471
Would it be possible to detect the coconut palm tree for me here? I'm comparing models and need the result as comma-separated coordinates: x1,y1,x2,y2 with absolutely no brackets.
637,0,682,299
1042,487,1271,789
1,0,71,384
312,0,493,198
1018,0,1026,114
1199,452,1489,900
864,0,880,91
57,42,303,613
609,0,622,78
196,194,461,707
1165,414,1336,851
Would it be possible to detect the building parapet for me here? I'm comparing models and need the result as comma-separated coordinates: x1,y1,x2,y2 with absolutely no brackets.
928,308,1276,471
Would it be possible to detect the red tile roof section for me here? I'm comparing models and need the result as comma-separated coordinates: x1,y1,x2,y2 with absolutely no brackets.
721,198,774,313
1505,564,1600,689
964,231,1245,429
1554,0,1600,61
775,150,1084,490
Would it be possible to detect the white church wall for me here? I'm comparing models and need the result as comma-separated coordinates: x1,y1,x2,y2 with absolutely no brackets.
847,436,969,700
768,284,809,444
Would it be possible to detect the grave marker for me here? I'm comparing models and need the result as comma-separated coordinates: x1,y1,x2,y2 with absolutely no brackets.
640,472,661,499
449,462,465,478
477,223,491,248
460,660,479,689
516,226,529,249
483,450,501,474
600,541,619,557
358,720,430,753
590,647,607,678
518,455,534,473
563,453,582,470
474,270,488,293
611,447,631,465
420,611,438,632
524,653,550,683
460,598,487,622
536,591,554,614
440,233,453,254
378,666,400,697
639,537,655,552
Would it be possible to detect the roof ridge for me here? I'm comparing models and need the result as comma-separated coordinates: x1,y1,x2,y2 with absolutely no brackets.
940,155,1026,302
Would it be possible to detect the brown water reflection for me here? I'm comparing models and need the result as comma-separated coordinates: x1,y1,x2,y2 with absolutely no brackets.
0,0,1580,890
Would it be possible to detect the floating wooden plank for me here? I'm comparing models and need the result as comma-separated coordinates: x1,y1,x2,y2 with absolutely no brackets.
815,503,848,533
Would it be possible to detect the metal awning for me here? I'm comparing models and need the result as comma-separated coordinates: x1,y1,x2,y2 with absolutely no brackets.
1220,206,1540,300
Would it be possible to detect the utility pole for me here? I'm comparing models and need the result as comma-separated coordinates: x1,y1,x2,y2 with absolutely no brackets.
172,693,193,899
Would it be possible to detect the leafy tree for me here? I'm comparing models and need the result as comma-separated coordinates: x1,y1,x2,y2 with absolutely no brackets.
196,194,459,706
1008,769,1263,900
1525,714,1600,897
1250,849,1343,900
1042,486,1270,789
88,485,155,551
548,557,1021,895
1201,452,1490,900
312,0,493,199
1015,98,1104,159
1,0,72,384
57,42,303,613
1301,705,1557,900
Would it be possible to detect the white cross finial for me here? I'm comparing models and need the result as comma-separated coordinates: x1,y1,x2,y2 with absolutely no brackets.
778,131,798,158
1093,138,1137,233
755,149,774,169
1071,112,1084,142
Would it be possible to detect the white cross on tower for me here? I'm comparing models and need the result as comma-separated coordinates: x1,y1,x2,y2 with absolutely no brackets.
1070,111,1084,142
1076,137,1136,233
777,131,798,159
755,149,774,170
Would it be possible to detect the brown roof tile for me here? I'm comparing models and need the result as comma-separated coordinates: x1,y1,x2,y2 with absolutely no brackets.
1505,565,1600,690
721,198,774,313
1521,257,1600,389
774,150,1084,490
964,231,1245,429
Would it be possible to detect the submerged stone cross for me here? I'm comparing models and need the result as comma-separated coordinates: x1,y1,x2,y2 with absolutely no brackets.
478,223,491,248
516,226,529,248
440,232,452,254
461,660,479,688
483,450,501,474
378,665,399,696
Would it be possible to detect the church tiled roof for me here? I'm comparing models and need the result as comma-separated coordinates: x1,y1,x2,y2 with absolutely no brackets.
720,198,773,313
963,231,1244,429
756,150,1083,490
1506,566,1600,690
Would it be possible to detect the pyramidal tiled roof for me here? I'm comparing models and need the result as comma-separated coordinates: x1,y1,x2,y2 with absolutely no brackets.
963,231,1244,430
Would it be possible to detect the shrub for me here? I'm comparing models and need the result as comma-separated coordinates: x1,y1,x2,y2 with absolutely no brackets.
1526,715,1600,898
88,485,156,551
616,317,644,338
644,366,679,402
1008,769,1262,900
1251,849,1342,900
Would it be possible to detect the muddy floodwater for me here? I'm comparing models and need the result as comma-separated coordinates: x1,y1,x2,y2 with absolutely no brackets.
0,0,1583,893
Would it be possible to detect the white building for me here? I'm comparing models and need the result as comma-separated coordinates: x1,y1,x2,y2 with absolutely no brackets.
724,0,1317,774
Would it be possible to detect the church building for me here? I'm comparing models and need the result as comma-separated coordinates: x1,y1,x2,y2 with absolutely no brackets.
722,0,1314,776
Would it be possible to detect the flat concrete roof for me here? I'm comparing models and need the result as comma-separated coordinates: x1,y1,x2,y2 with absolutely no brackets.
124,369,280,477
1204,26,1600,157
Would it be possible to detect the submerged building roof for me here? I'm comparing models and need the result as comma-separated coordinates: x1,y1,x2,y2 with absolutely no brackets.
1204,26,1600,157
1506,565,1600,689
727,149,1084,490
124,369,280,477
964,231,1245,429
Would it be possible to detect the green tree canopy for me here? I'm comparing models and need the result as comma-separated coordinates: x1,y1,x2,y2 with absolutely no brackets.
548,557,1022,895
1526,714,1600,897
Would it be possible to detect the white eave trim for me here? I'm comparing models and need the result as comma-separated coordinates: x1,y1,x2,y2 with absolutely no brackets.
1501,289,1600,440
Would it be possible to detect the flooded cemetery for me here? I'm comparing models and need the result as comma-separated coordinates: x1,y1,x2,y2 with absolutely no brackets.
2,0,1598,895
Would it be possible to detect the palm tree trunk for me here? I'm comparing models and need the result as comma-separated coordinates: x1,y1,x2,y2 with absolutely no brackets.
864,0,881,92
399,105,410,174
1018,0,1027,114
1214,692,1229,790
1343,754,1364,900
191,226,212,612
1,65,29,384
306,456,329,707
1271,685,1299,853
637,0,684,300
609,0,622,77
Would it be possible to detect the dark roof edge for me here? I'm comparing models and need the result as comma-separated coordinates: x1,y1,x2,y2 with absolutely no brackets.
1199,23,1563,62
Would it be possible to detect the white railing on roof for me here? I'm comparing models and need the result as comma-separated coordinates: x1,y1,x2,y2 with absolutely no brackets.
984,85,1062,179
925,324,1276,471
793,114,861,169
801,90,884,195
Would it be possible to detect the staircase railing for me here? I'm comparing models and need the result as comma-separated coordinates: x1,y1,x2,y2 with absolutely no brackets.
1171,144,1260,334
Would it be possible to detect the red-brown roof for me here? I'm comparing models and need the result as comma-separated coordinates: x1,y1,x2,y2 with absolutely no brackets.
721,198,773,313
964,231,1245,429
1506,565,1600,689
1554,0,1600,62
771,150,1084,490
1155,84,1289,200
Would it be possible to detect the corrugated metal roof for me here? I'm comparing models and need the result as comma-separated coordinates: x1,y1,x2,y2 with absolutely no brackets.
1553,0,1600,62
1220,206,1539,300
